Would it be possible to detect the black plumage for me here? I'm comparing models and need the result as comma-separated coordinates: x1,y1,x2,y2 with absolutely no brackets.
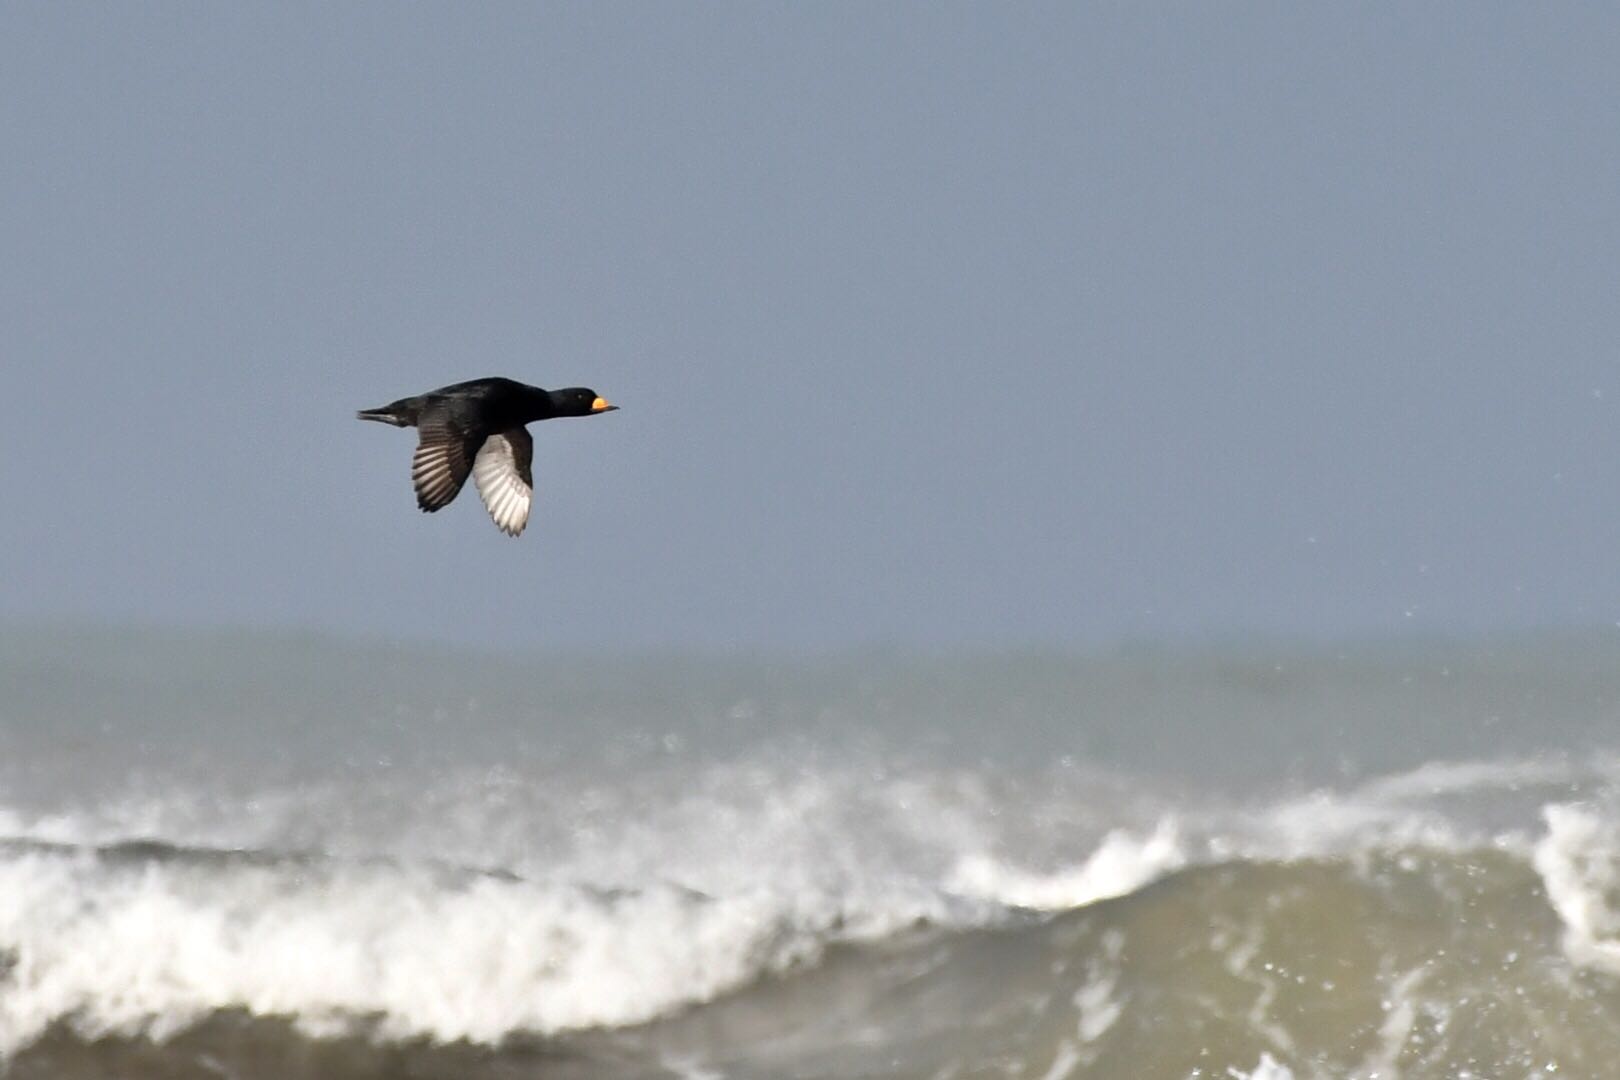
357,377,617,537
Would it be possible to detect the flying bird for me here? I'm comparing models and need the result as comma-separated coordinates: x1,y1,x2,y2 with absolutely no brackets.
358,377,618,537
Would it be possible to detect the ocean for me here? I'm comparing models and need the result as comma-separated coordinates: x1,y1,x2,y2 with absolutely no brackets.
4,626,1620,1078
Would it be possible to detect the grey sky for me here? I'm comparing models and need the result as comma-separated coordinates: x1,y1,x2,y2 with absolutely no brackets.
3,5,1618,650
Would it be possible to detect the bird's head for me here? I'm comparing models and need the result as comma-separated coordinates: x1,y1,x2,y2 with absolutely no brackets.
550,387,620,417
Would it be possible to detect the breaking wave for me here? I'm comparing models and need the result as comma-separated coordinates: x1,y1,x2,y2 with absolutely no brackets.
0,753,1617,1078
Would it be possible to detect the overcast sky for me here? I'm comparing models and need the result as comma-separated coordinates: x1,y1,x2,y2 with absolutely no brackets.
3,5,1618,650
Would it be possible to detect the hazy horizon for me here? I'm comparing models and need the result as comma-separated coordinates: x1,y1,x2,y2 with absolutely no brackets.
12,611,1620,661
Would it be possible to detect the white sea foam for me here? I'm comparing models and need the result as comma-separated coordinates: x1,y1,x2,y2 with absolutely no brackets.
1224,1053,1295,1080
1212,753,1597,864
0,763,1026,1056
947,820,1185,911
1356,755,1588,803
0,774,1184,1057
1236,787,1480,860
0,844,963,1056
1533,803,1620,973
0,752,1594,1058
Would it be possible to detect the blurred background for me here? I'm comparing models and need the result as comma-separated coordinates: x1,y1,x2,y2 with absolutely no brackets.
3,4,1618,650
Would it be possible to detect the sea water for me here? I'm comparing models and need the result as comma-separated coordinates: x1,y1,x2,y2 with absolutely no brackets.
3,626,1620,1078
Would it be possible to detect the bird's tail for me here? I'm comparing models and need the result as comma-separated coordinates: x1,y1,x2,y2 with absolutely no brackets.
356,401,414,427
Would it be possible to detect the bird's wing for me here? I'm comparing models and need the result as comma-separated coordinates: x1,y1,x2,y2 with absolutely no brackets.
411,419,477,512
472,427,535,537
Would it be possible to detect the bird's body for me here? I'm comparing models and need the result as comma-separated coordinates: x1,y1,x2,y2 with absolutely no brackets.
358,377,617,537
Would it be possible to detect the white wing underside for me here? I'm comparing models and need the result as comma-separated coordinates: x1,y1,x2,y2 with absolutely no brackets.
473,429,534,537
411,424,470,512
